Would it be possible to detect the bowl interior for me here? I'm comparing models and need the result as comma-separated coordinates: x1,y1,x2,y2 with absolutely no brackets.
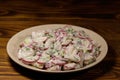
7,24,108,73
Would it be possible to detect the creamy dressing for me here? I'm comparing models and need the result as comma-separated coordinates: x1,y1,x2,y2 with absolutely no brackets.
17,26,100,71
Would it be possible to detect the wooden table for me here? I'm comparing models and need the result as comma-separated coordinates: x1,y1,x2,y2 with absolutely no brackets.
0,0,120,80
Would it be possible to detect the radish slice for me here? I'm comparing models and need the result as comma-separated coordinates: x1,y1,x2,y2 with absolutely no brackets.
62,39,72,46
64,48,80,62
45,59,54,68
37,53,50,64
21,55,40,64
45,38,55,48
18,47,34,59
33,37,47,43
64,63,76,70
84,54,95,65
52,59,66,65
54,41,61,50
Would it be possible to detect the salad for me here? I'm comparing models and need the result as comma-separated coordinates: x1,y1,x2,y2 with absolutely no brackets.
17,26,100,71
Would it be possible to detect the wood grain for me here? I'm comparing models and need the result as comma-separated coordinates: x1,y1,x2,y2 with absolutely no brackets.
0,0,120,80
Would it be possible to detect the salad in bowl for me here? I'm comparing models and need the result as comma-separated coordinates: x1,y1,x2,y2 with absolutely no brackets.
7,24,108,73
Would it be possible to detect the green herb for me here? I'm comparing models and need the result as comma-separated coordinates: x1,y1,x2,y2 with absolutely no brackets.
26,47,30,50
67,28,74,33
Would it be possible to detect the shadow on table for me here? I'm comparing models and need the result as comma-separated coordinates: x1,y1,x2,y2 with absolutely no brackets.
9,45,116,80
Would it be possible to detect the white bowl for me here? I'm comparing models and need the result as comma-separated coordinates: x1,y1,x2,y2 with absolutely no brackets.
7,24,108,73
